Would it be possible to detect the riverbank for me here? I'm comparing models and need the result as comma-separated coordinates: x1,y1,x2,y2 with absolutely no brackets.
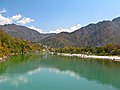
50,52,120,62
0,53,25,63
0,56,8,63
0,51,42,63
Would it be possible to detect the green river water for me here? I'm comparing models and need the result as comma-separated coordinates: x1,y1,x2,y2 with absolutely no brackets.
0,52,120,90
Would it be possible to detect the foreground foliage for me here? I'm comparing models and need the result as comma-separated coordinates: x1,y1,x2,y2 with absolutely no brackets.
0,31,43,57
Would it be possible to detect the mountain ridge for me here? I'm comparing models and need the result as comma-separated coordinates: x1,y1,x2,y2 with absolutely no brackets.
0,24,55,43
0,17,120,48
41,17,120,47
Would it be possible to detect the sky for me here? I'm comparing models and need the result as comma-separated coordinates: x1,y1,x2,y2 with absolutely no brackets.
0,0,120,33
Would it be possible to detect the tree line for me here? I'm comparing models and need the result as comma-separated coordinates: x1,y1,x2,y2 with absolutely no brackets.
50,43,120,56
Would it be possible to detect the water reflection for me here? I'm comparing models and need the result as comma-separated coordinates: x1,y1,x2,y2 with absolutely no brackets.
48,68,80,80
0,52,120,89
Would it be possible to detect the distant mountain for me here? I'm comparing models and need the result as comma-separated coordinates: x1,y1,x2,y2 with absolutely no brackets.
1,17,120,48
41,17,120,48
0,24,54,42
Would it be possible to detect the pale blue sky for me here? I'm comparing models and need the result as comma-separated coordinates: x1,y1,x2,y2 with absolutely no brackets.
0,0,120,33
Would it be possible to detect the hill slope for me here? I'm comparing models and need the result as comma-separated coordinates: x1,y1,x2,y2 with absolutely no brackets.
0,24,54,42
0,17,120,48
42,17,120,48
0,30,42,57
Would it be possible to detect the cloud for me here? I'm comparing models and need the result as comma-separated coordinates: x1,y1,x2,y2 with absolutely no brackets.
17,17,34,24
10,14,22,21
28,26,44,33
0,13,22,25
0,14,12,25
49,24,81,33
0,8,7,14
0,8,34,25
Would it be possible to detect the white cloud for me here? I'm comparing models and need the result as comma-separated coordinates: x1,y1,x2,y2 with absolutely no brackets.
0,13,22,25
0,8,81,34
11,14,22,21
0,8,35,25
49,24,81,33
0,14,12,25
17,17,34,24
0,8,7,14
28,26,44,33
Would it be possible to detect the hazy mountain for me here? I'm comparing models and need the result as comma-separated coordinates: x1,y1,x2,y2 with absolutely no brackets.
0,24,54,42
42,17,120,48
0,17,120,48
41,32,75,48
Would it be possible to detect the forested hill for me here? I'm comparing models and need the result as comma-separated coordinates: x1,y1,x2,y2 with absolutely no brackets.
0,31,43,57
41,17,120,48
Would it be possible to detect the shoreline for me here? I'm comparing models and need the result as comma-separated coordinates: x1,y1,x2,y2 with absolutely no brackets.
1,52,120,63
0,51,42,63
50,52,120,62
0,56,8,63
0,53,17,63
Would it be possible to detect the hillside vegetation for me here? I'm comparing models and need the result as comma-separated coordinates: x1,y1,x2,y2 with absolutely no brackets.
50,44,120,56
0,31,43,57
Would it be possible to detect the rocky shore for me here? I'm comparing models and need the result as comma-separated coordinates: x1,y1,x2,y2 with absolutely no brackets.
50,52,120,62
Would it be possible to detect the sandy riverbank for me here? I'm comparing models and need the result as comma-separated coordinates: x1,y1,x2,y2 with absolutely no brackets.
50,52,120,62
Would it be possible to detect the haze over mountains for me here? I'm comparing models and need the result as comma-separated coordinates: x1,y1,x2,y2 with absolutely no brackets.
0,17,120,48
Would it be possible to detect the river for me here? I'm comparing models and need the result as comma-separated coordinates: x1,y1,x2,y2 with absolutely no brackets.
0,52,120,90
